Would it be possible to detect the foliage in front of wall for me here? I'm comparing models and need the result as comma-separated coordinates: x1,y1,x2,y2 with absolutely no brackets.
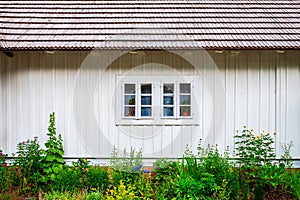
0,149,11,192
86,166,109,192
41,112,65,184
2,119,299,200
12,137,44,191
109,146,143,186
234,127,293,200
170,143,239,199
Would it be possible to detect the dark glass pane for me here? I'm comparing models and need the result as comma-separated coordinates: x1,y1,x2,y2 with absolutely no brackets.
163,96,174,105
125,95,135,105
141,84,152,94
125,107,135,117
141,107,151,117
163,84,174,94
125,84,135,94
180,95,190,105
141,96,152,105
180,106,191,116
180,83,191,93
163,107,174,117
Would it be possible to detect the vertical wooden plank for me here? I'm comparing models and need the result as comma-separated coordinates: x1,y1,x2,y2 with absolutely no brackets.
235,51,248,129
202,50,215,146
212,51,227,151
224,51,237,152
161,126,173,156
247,51,260,131
268,51,276,132
7,52,17,153
286,51,300,156
171,126,182,157
259,51,272,132
275,51,287,154
0,54,7,152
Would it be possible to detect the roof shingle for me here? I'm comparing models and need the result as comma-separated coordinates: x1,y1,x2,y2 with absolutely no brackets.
0,0,299,50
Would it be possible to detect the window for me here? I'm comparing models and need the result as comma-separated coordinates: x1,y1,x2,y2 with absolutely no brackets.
116,76,199,125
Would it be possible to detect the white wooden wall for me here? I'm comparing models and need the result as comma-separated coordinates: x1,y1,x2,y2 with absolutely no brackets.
0,50,299,162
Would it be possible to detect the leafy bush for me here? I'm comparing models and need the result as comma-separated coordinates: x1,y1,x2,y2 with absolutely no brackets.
105,180,137,200
289,170,300,200
175,143,239,199
86,166,109,192
86,191,104,200
152,161,179,199
235,128,275,166
234,127,288,200
0,150,10,192
12,137,43,190
131,174,154,199
50,166,82,191
42,190,88,200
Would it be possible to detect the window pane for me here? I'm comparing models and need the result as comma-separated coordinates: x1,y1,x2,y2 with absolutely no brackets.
125,107,135,117
125,84,135,94
141,84,152,94
180,106,191,116
180,83,191,93
163,84,174,94
163,107,174,117
163,96,174,105
125,95,136,105
180,95,190,105
141,107,151,117
141,96,152,105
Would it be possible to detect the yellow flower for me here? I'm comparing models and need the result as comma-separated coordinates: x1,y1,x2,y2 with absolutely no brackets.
243,125,247,129
256,135,261,139
236,130,239,133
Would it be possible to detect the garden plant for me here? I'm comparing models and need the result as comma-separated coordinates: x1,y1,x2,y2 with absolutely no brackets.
0,115,299,200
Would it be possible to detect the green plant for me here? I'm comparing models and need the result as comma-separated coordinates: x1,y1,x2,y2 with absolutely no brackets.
50,166,82,191
42,190,88,200
179,142,239,199
110,146,142,186
290,170,300,200
0,150,9,192
280,141,294,168
235,128,275,166
234,127,280,200
105,180,137,200
86,166,109,192
12,137,43,190
153,161,178,199
86,191,104,200
175,172,219,199
132,174,154,199
153,157,172,170
41,112,65,183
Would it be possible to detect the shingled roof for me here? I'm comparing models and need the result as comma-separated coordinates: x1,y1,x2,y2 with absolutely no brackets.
0,0,299,50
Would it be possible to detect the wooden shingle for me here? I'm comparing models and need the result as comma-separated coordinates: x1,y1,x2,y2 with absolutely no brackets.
0,0,299,50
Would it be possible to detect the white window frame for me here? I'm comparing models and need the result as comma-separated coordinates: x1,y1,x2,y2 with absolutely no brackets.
115,75,200,125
